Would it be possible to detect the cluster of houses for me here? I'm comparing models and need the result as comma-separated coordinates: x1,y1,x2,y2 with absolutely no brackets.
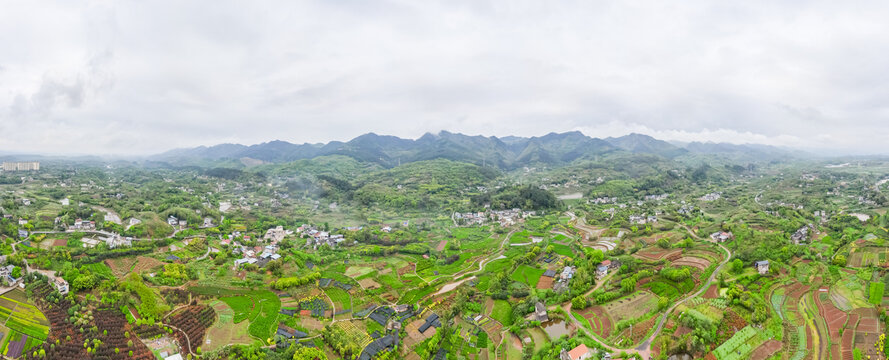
301,228,346,249
233,243,282,268
628,214,657,225
791,224,814,244
813,210,830,223
167,216,187,228
230,225,293,269
454,212,487,226
72,219,97,230
644,194,669,201
454,208,536,227
588,197,617,205
700,192,722,201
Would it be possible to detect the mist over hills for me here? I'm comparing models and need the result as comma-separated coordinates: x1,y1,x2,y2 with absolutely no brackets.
151,131,801,169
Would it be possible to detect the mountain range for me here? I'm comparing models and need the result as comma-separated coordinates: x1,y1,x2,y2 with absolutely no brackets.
152,131,799,169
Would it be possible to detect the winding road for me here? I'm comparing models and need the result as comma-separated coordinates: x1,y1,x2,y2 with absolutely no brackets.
565,212,733,359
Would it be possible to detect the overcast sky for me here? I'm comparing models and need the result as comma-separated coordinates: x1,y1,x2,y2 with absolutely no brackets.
2,1,889,156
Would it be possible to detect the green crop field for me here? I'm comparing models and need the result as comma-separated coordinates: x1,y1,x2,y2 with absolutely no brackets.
323,287,352,311
869,282,885,305
644,281,680,299
510,265,545,287
221,290,281,341
0,291,49,342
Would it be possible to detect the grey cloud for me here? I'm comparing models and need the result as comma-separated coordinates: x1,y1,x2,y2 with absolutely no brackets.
1,1,889,155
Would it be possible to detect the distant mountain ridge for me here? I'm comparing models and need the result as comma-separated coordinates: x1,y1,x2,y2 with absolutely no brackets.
152,131,798,168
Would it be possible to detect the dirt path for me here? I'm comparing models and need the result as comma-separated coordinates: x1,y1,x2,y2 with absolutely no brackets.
422,230,517,301
432,276,477,297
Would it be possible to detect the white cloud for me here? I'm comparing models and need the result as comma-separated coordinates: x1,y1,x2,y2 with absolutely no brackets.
1,0,889,155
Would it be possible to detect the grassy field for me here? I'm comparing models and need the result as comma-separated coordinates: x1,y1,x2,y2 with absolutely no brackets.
550,243,574,257
508,231,532,244
510,265,545,287
451,227,493,242
490,300,513,326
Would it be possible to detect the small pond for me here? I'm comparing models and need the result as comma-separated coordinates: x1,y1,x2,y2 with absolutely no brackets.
540,319,571,339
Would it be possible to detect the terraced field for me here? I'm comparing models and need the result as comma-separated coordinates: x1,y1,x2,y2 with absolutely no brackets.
0,290,50,358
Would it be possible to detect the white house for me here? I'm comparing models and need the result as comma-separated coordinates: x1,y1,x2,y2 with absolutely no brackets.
52,277,69,295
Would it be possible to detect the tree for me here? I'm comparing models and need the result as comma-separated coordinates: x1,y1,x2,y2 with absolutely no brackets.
658,296,670,310
621,277,637,293
293,346,328,360
834,255,847,267
731,259,744,273
572,295,588,309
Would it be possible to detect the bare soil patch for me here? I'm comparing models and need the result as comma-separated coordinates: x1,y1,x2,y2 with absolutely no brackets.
672,256,711,270
634,248,682,261
536,276,553,289
703,284,719,299
750,340,782,360
358,278,382,290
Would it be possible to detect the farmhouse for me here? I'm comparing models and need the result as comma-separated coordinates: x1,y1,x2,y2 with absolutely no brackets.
561,266,575,280
597,265,609,278
533,302,548,322
710,231,734,242
754,260,769,275
560,344,593,360
52,277,69,295
0,265,17,285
